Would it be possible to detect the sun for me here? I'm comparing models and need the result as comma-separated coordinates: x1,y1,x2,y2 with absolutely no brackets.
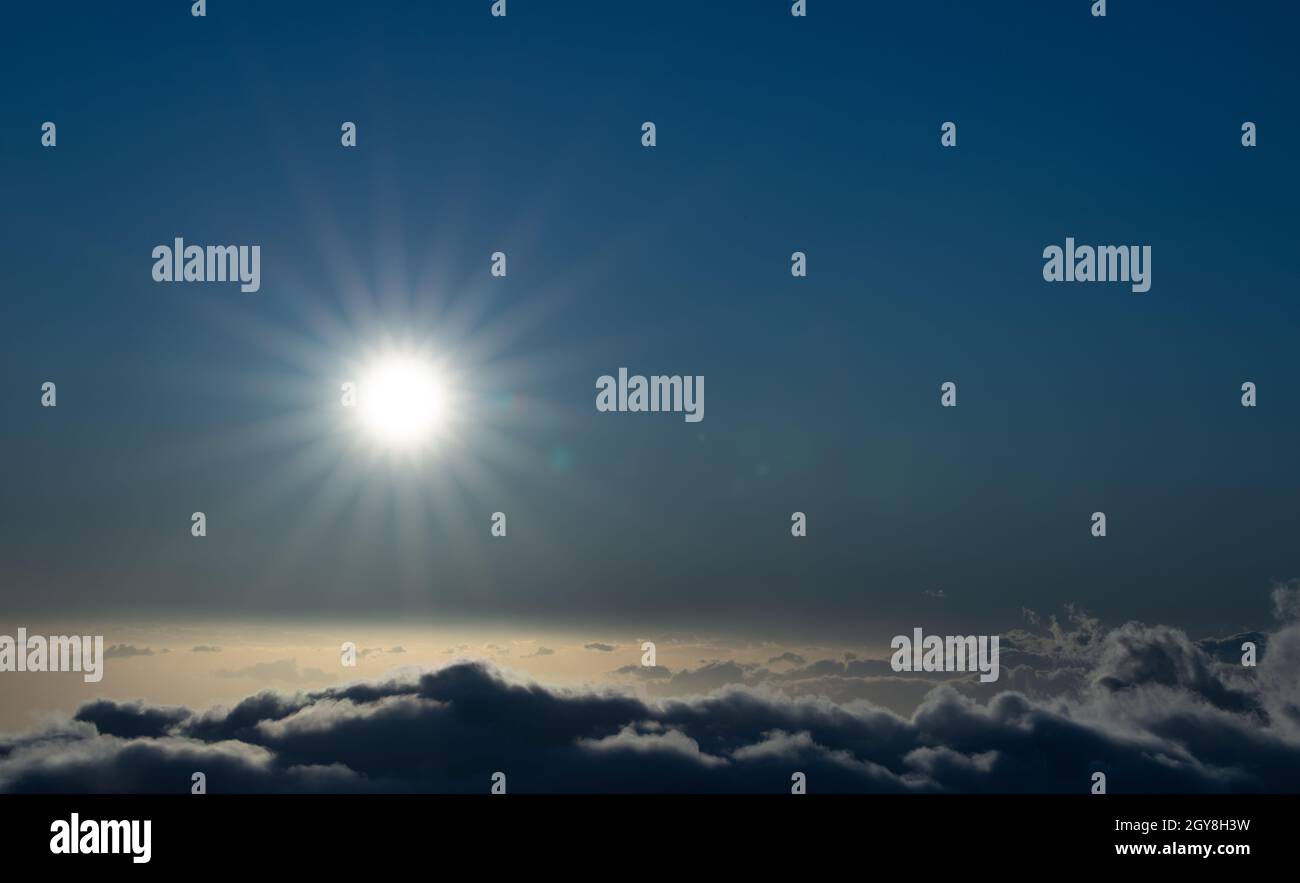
357,354,449,447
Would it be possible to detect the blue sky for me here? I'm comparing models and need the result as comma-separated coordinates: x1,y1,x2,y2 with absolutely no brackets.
2,1,1297,637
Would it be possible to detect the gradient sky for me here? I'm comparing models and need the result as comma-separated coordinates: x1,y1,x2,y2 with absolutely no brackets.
2,0,1298,641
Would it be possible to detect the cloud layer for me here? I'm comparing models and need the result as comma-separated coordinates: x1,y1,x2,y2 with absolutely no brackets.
2,603,1299,794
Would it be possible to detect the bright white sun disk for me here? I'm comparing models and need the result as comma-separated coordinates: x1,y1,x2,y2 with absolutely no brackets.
359,357,446,445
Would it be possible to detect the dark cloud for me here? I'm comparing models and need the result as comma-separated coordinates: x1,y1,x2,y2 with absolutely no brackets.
614,664,671,680
663,661,757,694
584,643,617,652
1092,623,1261,716
1196,633,1266,665
524,647,555,658
3,613,1299,794
191,645,222,653
103,645,153,659
74,700,189,740
767,652,805,666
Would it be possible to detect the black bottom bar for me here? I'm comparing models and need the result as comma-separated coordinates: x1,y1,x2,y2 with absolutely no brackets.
1,794,1282,868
